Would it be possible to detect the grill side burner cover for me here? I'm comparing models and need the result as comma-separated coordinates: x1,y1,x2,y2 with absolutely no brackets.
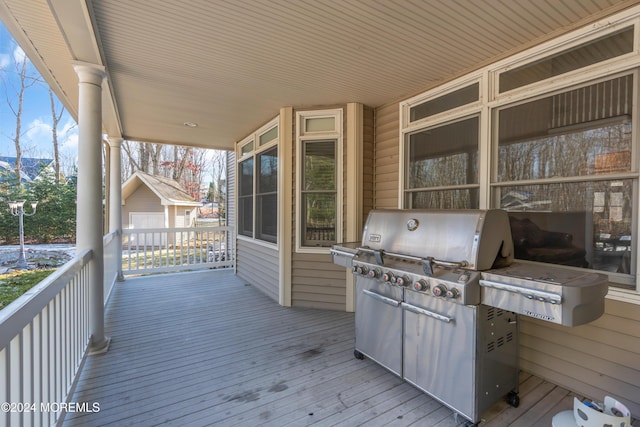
481,263,608,326
360,209,513,270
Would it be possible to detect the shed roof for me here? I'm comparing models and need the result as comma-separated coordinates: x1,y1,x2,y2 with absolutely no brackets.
122,171,202,207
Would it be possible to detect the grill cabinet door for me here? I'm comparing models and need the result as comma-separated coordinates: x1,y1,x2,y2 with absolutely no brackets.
354,276,403,377
402,293,478,421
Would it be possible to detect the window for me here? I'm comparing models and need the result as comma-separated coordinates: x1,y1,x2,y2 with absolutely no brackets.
400,19,640,293
256,147,278,242
297,109,342,250
405,116,480,209
238,158,254,237
236,120,278,244
301,140,336,246
402,79,482,210
494,75,634,280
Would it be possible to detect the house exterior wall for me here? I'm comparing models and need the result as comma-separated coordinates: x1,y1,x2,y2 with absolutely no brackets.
373,103,400,209
288,105,374,311
122,185,163,229
236,239,279,301
520,299,640,415
290,105,347,310
362,106,375,224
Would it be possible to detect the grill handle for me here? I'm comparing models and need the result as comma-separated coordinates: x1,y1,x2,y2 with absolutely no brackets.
480,280,562,305
401,302,453,323
357,247,467,269
362,289,401,307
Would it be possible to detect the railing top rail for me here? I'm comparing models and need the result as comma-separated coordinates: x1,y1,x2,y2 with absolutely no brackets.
104,229,120,245
122,225,232,234
0,249,92,347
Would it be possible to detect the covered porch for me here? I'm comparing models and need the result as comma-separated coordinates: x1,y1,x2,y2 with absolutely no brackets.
62,270,624,427
1,1,640,425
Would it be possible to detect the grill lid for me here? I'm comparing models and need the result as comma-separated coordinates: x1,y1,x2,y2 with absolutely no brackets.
360,209,513,271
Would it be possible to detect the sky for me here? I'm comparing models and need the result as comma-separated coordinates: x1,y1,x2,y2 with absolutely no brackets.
0,22,78,169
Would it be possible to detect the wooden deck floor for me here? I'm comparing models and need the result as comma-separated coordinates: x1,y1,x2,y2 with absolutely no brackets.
63,270,638,427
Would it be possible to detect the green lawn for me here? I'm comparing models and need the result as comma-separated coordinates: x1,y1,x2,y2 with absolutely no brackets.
0,269,56,310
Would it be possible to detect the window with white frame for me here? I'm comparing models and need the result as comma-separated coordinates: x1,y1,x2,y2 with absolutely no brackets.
400,19,639,292
403,82,481,209
297,109,342,250
237,119,279,244
493,73,635,283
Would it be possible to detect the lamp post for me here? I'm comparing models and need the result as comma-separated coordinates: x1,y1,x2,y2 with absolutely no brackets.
8,200,38,270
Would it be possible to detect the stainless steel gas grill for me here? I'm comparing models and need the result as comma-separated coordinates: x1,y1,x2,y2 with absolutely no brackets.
331,208,609,426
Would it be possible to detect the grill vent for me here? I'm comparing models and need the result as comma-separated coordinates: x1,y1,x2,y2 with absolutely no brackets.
487,332,514,353
487,307,496,321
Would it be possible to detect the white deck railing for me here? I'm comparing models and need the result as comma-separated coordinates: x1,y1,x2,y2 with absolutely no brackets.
122,226,234,275
103,231,120,300
0,249,92,427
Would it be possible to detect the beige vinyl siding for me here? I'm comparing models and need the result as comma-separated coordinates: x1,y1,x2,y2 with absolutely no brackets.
373,102,400,208
362,106,374,222
291,252,346,311
122,185,163,229
520,298,640,415
236,239,279,302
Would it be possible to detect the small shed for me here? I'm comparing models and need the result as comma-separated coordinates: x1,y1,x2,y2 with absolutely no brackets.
121,171,202,230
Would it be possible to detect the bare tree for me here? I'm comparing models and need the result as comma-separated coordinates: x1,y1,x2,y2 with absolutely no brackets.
2,48,40,183
48,88,66,181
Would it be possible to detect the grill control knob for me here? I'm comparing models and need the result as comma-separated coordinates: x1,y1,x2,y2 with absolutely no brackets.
368,268,381,279
413,279,429,292
357,265,369,276
446,288,460,299
396,276,411,287
432,284,446,297
382,272,395,283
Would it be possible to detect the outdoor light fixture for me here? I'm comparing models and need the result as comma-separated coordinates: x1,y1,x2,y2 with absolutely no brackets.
8,199,38,270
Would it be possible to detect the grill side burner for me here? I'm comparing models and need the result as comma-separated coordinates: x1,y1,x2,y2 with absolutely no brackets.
331,208,608,425
481,263,608,326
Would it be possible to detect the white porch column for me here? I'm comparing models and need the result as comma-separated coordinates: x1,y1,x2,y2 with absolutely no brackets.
73,62,110,354
108,136,125,282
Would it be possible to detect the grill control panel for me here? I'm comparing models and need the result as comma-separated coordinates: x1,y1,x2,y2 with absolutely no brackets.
351,256,481,306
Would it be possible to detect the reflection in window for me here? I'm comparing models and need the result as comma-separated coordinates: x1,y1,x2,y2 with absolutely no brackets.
301,140,336,246
496,75,634,279
498,76,632,182
410,83,479,122
238,159,254,237
405,117,479,209
499,27,634,92
256,147,278,242
410,189,480,210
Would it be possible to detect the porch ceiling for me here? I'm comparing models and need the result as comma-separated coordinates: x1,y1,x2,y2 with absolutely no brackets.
0,0,638,151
